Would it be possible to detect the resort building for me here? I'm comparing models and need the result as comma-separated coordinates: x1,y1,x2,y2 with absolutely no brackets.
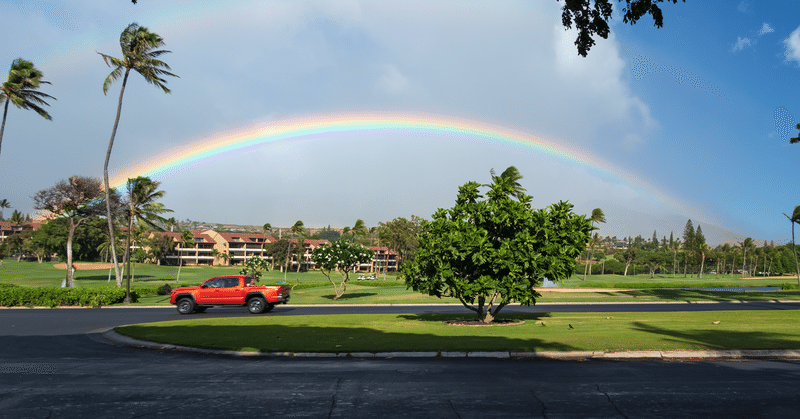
147,230,400,271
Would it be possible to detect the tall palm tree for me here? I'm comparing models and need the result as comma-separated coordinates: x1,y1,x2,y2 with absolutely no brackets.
0,199,10,220
0,58,56,161
739,237,754,277
175,229,194,283
583,208,606,280
122,176,172,302
99,23,178,288
784,205,800,284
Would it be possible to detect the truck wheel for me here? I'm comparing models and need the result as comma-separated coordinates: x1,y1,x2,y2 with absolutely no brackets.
176,298,196,315
247,296,267,314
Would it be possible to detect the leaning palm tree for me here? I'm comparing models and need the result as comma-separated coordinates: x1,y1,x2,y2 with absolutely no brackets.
784,205,800,284
99,23,178,288
175,229,194,283
583,208,606,280
0,58,56,162
122,176,172,301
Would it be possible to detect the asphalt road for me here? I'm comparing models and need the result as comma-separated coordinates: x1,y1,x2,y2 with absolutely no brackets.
2,304,800,418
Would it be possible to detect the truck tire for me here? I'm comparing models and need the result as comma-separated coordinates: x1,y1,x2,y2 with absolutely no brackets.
263,303,275,313
176,297,196,315
247,296,267,314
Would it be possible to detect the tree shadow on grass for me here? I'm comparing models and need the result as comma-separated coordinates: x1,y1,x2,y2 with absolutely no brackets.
630,321,800,350
618,289,752,303
399,312,552,324
320,292,378,300
117,319,578,353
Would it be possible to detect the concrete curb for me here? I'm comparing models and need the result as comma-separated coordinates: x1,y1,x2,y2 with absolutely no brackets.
101,329,800,360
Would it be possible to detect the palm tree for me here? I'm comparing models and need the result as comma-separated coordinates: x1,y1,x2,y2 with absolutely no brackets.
488,166,526,198
784,205,800,284
0,58,56,161
739,237,754,277
175,229,194,283
671,239,681,277
0,199,10,220
122,176,172,302
352,219,368,242
99,23,178,289
583,208,606,280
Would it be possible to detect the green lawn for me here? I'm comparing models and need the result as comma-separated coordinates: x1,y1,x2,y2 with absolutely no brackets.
3,261,800,305
115,310,800,353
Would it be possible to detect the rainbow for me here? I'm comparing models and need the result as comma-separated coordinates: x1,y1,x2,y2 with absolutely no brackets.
109,111,705,222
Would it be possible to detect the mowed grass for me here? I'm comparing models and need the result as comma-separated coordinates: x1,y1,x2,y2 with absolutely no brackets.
115,310,800,353
3,261,800,305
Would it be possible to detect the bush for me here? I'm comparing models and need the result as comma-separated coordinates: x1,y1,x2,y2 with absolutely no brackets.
0,285,138,308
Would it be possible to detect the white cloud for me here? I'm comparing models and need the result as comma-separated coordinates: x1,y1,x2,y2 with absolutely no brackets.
758,23,774,36
375,64,411,96
732,37,752,52
784,26,800,65
738,1,751,13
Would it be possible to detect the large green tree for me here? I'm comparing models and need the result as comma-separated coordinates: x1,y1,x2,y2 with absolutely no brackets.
402,167,592,323
559,0,685,57
32,176,119,287
122,176,172,301
0,58,56,162
99,23,178,289
311,241,374,300
378,215,424,263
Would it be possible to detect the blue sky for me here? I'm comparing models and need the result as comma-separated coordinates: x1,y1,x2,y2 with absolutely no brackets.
0,0,798,245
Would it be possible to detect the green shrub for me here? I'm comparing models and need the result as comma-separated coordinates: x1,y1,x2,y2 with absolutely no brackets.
781,283,800,290
0,286,137,308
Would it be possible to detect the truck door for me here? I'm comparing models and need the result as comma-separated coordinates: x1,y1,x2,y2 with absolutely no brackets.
219,277,244,304
196,278,224,304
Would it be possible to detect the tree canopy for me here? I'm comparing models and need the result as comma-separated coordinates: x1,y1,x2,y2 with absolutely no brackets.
402,167,593,323
311,241,374,300
559,0,685,57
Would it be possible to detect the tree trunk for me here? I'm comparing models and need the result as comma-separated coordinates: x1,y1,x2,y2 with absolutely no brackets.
623,262,630,276
124,215,133,303
104,69,130,288
742,250,747,278
699,251,705,279
64,217,78,288
0,100,9,160
792,224,799,285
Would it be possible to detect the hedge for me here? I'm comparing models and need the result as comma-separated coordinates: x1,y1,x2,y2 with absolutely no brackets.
0,283,138,308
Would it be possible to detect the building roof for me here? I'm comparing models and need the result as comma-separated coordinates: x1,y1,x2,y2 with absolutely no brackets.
217,233,275,243
0,221,41,230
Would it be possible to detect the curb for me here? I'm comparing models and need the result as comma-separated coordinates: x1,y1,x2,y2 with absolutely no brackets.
100,329,800,360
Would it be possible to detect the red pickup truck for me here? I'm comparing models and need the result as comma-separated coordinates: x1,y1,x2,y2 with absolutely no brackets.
169,275,291,315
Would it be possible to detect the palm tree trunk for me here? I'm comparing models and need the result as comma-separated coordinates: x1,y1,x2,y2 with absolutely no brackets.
124,215,133,303
0,100,9,159
65,218,77,288
104,69,130,288
792,224,799,285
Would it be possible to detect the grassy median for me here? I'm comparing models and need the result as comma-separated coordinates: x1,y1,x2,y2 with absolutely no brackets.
114,310,800,353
